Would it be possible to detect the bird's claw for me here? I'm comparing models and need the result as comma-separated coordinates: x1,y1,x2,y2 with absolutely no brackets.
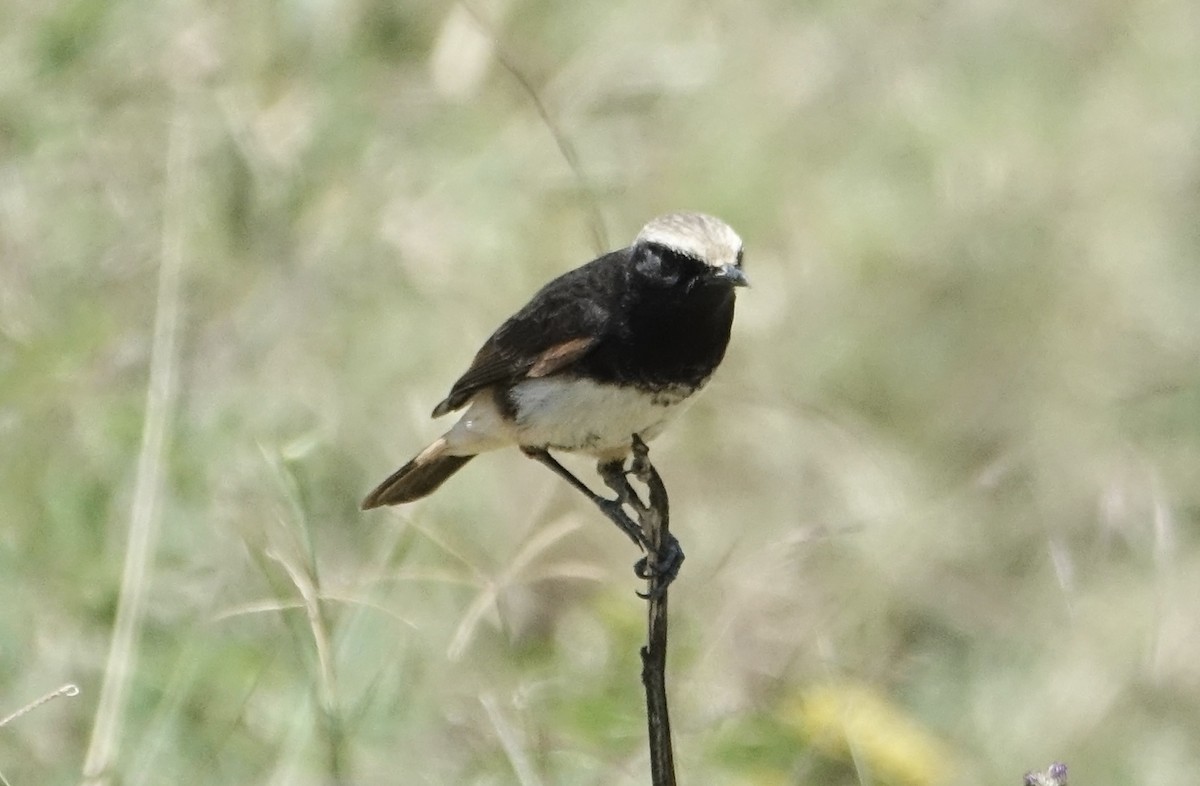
634,535,684,599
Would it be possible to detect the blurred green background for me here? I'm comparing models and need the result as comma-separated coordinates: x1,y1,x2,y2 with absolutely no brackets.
2,0,1199,784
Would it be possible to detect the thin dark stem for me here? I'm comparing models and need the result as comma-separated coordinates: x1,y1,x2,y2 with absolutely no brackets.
630,436,676,786
526,438,680,785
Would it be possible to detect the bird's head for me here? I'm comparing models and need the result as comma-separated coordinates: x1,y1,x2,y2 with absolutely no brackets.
632,212,748,290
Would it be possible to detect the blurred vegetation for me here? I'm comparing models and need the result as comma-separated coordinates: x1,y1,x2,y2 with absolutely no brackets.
2,0,1199,784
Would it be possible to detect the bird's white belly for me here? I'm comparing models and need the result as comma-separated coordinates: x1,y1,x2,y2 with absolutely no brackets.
509,377,694,457
441,377,703,461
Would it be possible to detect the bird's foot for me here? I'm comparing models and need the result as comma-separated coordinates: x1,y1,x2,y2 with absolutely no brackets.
635,534,684,599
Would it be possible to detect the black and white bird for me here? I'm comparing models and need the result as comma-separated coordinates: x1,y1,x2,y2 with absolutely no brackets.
362,211,747,511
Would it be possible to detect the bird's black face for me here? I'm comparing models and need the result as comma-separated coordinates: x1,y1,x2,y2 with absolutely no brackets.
634,244,748,293
633,244,698,288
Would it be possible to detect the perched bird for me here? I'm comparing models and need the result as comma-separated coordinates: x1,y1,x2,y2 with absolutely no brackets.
361,211,747,512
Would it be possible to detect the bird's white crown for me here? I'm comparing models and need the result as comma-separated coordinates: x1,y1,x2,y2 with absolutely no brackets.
635,212,743,270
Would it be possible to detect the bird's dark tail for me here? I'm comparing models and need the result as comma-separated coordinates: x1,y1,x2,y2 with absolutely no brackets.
361,439,475,509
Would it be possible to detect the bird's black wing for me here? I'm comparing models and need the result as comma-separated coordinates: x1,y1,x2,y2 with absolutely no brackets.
430,249,627,417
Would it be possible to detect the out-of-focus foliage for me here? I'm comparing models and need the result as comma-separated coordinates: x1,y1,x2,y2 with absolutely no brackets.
2,0,1199,783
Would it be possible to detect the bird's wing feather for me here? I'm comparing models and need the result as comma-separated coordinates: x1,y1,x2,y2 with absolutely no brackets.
431,253,624,417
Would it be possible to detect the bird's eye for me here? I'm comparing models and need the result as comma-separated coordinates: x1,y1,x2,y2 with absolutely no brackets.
636,245,685,284
634,248,664,279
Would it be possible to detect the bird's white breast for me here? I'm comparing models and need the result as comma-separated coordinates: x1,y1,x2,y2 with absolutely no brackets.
509,377,697,459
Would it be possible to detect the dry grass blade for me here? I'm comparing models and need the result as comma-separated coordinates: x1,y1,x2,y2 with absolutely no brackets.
0,684,80,729
447,579,503,662
501,515,586,577
211,593,417,629
269,549,339,725
524,561,608,584
446,515,592,660
481,692,546,786
79,108,189,786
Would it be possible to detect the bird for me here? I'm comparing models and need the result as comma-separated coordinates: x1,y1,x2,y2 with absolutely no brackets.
361,211,747,517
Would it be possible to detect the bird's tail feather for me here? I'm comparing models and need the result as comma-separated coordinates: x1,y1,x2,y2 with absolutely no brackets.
361,440,474,509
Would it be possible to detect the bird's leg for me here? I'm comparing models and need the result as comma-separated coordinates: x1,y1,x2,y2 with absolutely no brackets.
599,455,673,586
597,458,649,517
522,447,651,551
629,435,653,479
627,435,684,594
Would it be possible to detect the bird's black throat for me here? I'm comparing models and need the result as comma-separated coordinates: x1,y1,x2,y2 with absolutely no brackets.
574,246,737,392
